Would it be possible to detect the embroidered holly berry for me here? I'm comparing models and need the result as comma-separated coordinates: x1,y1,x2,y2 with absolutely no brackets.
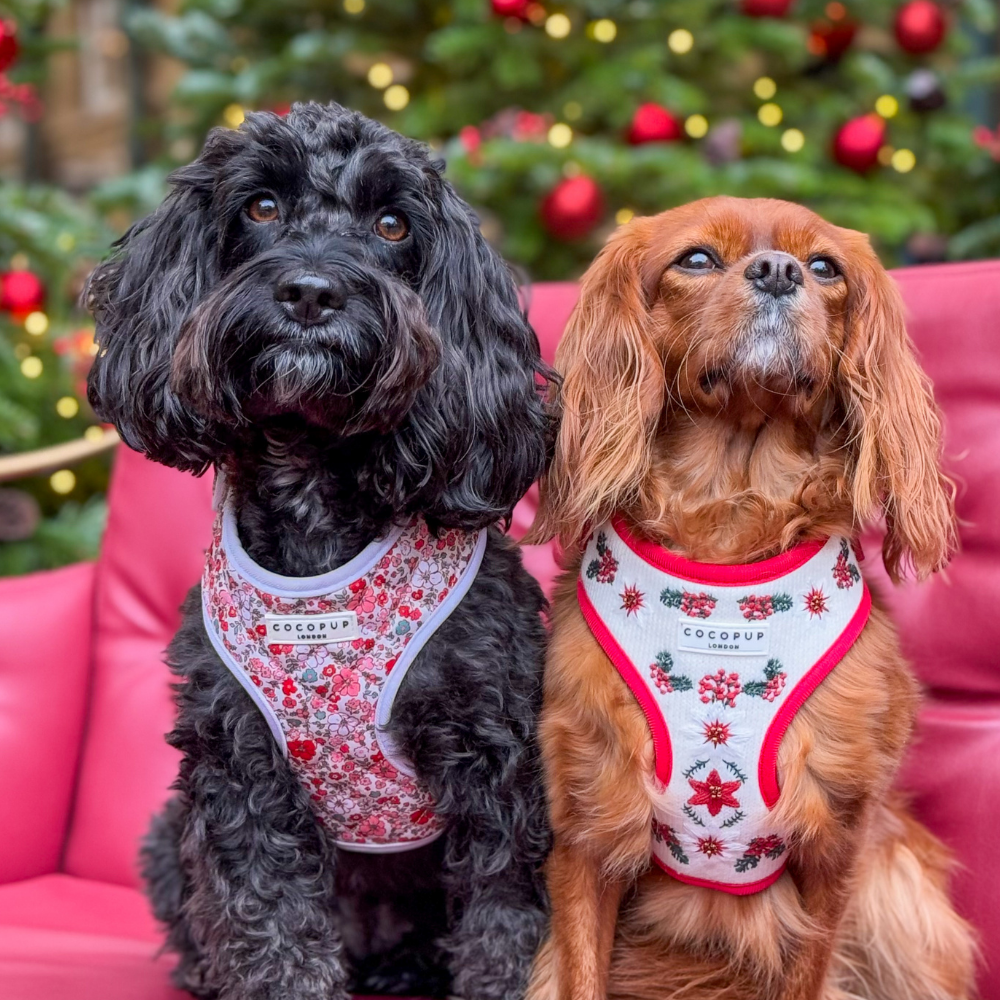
660,588,718,618
833,539,861,589
737,593,792,620
743,659,787,702
586,532,619,584
699,669,742,707
651,819,689,865
619,583,645,616
687,768,741,817
648,650,693,695
696,835,726,858
803,586,829,618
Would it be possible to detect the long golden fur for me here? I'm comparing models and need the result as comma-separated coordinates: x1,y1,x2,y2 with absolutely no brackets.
527,197,975,1000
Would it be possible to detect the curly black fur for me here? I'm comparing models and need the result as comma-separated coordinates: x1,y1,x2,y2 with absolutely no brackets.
88,102,553,1000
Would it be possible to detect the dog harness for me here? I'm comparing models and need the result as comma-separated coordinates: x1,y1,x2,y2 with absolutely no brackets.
202,495,487,853
578,517,870,894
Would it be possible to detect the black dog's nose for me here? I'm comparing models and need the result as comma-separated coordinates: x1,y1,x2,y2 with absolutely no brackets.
744,252,803,298
274,274,347,326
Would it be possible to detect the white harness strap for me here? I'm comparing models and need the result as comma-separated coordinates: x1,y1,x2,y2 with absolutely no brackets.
578,518,869,893
202,496,487,853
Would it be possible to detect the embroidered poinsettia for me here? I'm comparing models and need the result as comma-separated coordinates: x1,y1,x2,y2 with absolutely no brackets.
687,768,742,817
699,668,742,708
660,588,717,619
803,586,829,619
648,650,693,695
832,539,861,589
619,583,645,617
651,818,689,865
695,835,727,858
743,659,787,702
734,834,786,872
683,706,752,755
737,593,793,620
586,532,619,584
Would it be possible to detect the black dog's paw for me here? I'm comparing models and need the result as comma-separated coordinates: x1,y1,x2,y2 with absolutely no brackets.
349,940,451,999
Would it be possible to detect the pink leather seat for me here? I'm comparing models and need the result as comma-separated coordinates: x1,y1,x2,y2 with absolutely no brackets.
0,266,996,998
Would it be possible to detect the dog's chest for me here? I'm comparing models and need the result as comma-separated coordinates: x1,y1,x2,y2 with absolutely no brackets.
578,520,869,893
202,505,487,852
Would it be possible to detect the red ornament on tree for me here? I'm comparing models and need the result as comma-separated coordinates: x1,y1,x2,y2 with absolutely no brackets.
740,0,795,16
832,115,886,173
894,1,946,55
628,103,682,145
0,21,19,74
490,0,529,18
540,176,605,241
0,270,44,317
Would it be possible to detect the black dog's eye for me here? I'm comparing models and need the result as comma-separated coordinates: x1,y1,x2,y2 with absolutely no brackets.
246,196,279,224
675,249,718,271
808,256,841,280
374,212,409,242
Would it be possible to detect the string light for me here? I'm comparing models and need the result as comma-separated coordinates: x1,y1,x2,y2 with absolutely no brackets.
546,13,571,38
758,103,783,127
344,0,365,12
50,469,76,495
56,232,75,252
24,311,48,335
56,396,79,418
875,94,899,118
685,114,708,138
668,29,694,54
781,128,805,152
563,101,583,120
548,123,573,148
383,85,409,110
892,148,916,172
20,356,42,378
877,145,895,166
753,77,777,100
367,62,393,88
590,19,617,42
84,426,106,442
615,208,635,225
222,104,245,128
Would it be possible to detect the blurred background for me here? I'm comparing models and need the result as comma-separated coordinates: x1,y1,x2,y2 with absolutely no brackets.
0,0,996,575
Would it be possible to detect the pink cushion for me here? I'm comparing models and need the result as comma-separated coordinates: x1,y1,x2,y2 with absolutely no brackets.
0,562,95,884
62,453,214,887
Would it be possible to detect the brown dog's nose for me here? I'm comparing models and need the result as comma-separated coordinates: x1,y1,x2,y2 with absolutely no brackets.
275,273,347,326
744,252,803,298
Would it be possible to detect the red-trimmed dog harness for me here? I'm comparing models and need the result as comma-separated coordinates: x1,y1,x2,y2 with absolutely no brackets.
202,497,486,853
578,517,870,893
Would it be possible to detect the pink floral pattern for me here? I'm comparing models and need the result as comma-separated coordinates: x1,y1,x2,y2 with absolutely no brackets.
203,515,480,848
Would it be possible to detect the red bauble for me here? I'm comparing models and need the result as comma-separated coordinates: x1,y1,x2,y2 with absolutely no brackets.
808,20,857,61
490,0,529,18
894,1,946,55
628,103,682,145
833,114,886,173
540,176,605,241
0,21,18,74
741,0,795,16
0,270,44,316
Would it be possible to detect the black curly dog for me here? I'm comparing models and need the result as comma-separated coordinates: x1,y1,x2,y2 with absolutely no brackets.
86,102,553,1000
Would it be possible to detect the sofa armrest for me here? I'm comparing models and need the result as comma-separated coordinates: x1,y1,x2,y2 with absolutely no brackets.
0,561,96,884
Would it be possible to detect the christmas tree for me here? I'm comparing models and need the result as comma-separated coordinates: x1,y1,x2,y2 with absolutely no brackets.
130,0,1000,279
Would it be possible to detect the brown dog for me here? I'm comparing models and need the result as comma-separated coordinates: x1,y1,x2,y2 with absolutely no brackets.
527,197,975,1000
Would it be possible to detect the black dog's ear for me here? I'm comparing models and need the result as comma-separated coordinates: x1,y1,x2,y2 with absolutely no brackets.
86,156,222,473
374,172,554,529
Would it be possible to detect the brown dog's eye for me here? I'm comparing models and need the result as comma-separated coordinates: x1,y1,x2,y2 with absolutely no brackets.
676,250,717,271
375,212,409,242
246,196,279,223
808,257,840,280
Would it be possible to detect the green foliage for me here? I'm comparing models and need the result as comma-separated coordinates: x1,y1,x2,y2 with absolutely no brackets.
129,0,999,276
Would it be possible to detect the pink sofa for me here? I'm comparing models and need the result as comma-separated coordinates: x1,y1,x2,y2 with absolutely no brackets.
0,265,997,999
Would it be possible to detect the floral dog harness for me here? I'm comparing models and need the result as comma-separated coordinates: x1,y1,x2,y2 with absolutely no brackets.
578,517,870,894
202,497,487,853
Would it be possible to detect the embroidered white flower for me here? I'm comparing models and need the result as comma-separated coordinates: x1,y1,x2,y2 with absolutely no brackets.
682,705,753,755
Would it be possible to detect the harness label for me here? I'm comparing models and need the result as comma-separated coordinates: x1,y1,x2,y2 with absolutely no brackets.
677,620,770,656
265,611,360,645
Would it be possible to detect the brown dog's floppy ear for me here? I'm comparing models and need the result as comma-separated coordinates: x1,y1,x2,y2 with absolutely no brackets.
528,221,664,547
839,237,956,582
